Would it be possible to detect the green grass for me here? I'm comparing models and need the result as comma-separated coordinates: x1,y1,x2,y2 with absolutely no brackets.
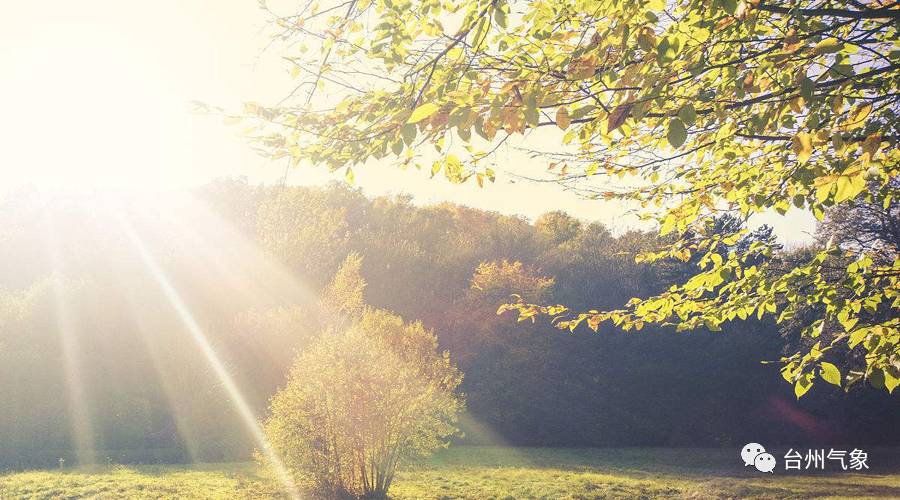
2,447,899,499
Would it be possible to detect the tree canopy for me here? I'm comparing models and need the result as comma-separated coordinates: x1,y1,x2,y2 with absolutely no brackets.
245,0,900,395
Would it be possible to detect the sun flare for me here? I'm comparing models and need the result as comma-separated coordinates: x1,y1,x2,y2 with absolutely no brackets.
2,30,182,190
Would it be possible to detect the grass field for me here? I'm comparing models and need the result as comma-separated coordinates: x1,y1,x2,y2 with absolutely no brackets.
2,447,899,499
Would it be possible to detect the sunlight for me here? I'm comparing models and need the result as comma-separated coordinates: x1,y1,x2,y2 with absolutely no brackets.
114,213,301,499
120,291,202,464
155,194,320,311
0,0,895,496
456,412,532,467
112,192,325,464
40,206,96,466
2,29,179,190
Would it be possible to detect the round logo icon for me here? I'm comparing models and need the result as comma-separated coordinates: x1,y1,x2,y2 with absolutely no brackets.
741,443,766,467
754,452,776,473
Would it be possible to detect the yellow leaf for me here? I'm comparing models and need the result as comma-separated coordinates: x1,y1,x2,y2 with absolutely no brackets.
886,370,900,393
862,133,882,157
792,132,813,163
834,172,866,203
660,215,676,235
813,38,842,55
815,182,833,203
848,103,872,126
794,375,813,399
556,107,571,130
820,362,841,387
408,103,439,123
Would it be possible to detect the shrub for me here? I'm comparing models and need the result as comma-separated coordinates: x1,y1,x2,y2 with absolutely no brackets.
263,308,463,498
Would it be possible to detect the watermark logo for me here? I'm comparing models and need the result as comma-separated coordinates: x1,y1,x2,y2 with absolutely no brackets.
784,448,869,471
754,452,777,473
742,443,775,473
742,443,870,473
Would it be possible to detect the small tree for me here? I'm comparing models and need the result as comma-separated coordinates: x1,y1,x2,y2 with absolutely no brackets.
263,259,464,499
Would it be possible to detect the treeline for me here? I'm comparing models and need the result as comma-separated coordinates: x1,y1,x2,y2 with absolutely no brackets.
0,179,896,468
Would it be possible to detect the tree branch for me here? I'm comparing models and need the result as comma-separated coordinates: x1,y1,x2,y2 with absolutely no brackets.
757,1,900,20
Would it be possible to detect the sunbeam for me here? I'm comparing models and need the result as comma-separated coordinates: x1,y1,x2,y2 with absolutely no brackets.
120,288,202,464
39,205,96,467
142,192,320,312
108,191,325,465
2,0,898,496
456,411,533,467
113,212,301,499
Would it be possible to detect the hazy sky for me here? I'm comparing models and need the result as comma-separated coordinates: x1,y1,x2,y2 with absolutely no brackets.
0,1,816,244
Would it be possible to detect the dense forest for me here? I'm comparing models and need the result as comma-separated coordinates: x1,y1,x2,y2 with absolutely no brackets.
1,179,897,468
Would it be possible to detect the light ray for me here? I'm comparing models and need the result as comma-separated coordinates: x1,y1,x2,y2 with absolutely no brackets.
120,288,203,464
154,192,320,311
40,204,96,466
456,411,532,467
114,213,301,499
126,192,329,403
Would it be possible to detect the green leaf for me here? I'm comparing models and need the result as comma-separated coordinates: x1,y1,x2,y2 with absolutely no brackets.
659,214,676,235
637,32,655,52
717,0,738,14
656,36,681,63
848,328,868,348
401,123,417,145
408,103,439,123
815,182,832,203
572,105,596,120
868,368,885,390
667,119,687,148
448,109,465,128
493,8,508,28
820,362,841,387
524,96,540,127
837,309,859,331
678,104,697,126
794,373,813,398
799,76,815,101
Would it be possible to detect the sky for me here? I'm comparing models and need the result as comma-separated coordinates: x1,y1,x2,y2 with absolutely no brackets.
0,1,816,245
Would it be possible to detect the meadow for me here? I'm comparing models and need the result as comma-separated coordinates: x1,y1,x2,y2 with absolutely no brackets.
2,447,899,499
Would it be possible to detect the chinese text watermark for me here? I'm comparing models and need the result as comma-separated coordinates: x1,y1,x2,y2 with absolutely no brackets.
742,443,869,473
